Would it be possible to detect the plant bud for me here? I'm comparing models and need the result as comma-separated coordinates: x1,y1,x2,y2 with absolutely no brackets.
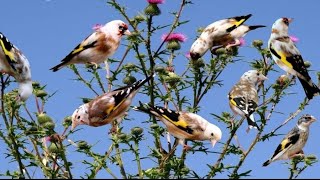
37,113,53,125
123,76,137,85
77,141,89,150
35,90,48,98
131,127,144,136
134,15,145,22
48,143,62,154
44,121,55,130
252,40,263,48
63,116,72,128
144,4,161,16
166,40,181,51
155,66,166,73
150,123,159,129
304,61,311,68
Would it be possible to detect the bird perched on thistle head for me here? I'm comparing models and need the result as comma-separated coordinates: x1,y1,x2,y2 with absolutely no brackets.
189,14,265,60
50,20,131,72
211,24,266,54
71,73,154,131
0,32,33,101
263,114,316,166
133,102,222,149
268,17,320,100
228,70,267,132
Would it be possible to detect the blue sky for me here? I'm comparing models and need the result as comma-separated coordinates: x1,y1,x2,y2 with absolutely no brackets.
1,0,320,178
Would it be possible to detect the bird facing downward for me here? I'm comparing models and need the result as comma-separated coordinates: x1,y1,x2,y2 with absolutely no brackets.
133,102,222,149
189,14,264,60
263,114,316,167
0,32,33,101
71,73,154,131
228,70,267,132
268,17,320,100
50,20,131,72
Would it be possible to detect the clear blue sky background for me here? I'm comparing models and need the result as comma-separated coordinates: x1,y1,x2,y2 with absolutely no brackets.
1,0,320,178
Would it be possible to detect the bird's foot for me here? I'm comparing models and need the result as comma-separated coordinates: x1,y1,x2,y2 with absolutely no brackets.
183,144,192,151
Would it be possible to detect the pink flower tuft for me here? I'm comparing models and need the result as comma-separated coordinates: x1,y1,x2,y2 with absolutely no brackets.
147,0,164,4
45,136,51,142
239,38,245,46
92,24,103,31
185,51,191,59
161,33,187,42
289,35,299,43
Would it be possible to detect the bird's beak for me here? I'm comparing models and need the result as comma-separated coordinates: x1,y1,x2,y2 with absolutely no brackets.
123,29,131,36
71,121,78,131
259,74,268,81
288,18,294,24
310,117,316,123
211,139,217,148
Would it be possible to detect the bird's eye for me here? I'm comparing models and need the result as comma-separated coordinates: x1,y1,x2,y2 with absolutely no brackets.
211,133,214,136
257,72,260,76
119,25,127,31
77,116,80,119
283,18,289,25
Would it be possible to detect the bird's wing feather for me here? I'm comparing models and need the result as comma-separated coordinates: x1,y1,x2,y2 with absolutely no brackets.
0,33,17,71
271,130,300,161
88,94,115,120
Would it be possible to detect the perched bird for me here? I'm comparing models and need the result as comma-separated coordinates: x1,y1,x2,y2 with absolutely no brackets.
268,17,320,99
190,14,264,60
50,20,131,72
133,102,222,149
210,24,266,54
263,114,316,166
71,73,154,131
228,70,267,131
0,32,33,101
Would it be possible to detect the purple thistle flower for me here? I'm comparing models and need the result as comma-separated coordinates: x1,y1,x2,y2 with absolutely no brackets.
289,35,299,43
239,38,245,46
161,33,187,42
147,0,164,4
185,51,191,59
92,24,103,31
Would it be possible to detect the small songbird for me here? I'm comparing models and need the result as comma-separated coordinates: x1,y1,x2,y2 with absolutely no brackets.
71,73,154,131
133,102,222,149
268,17,320,99
190,14,261,60
228,70,267,131
0,32,33,101
210,24,266,54
263,114,316,166
50,20,131,72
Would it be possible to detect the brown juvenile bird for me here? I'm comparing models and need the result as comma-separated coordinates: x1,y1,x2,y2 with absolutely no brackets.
71,73,154,131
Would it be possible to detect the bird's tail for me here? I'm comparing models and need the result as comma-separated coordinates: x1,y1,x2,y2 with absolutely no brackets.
298,77,320,100
50,62,68,72
113,73,155,92
248,25,266,31
246,114,260,131
132,101,156,116
262,160,271,167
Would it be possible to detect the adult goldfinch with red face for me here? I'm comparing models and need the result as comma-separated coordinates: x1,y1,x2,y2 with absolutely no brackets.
268,17,320,100
71,73,154,131
133,102,222,149
263,114,316,166
228,70,267,132
50,20,131,72
189,14,256,60
0,32,33,101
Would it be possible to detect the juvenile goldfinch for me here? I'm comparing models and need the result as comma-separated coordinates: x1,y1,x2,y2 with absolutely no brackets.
268,17,320,99
210,25,266,54
71,73,154,131
0,32,33,101
133,102,222,149
190,14,253,60
263,114,316,166
228,70,267,131
50,20,131,72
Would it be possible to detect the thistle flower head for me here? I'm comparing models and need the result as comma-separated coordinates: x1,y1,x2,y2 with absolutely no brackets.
289,35,299,43
161,33,187,42
239,38,245,46
147,0,164,4
92,24,103,31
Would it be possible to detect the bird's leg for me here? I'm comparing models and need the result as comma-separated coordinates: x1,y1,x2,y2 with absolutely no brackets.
233,133,246,154
109,119,120,134
290,150,305,159
179,139,191,151
166,131,172,151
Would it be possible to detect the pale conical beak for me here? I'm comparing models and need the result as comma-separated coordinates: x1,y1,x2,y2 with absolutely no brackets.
124,29,131,36
288,18,294,24
259,74,268,81
211,139,217,148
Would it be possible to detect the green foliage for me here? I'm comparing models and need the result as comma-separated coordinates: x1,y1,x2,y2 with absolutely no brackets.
0,0,318,179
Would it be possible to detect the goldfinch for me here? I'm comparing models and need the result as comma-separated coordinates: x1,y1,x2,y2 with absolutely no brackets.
263,114,316,166
268,17,320,99
50,20,131,72
228,70,267,131
210,25,266,54
71,73,154,130
133,102,222,149
0,32,33,101
190,14,253,60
